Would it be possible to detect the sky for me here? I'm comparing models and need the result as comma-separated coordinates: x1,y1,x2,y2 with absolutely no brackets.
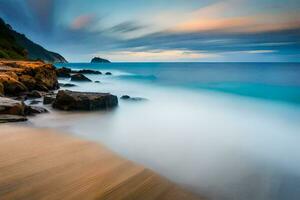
0,0,300,62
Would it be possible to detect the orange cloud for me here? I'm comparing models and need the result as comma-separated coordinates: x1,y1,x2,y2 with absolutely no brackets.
71,15,95,30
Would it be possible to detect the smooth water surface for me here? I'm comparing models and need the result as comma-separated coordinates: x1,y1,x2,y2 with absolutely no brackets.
28,62,300,200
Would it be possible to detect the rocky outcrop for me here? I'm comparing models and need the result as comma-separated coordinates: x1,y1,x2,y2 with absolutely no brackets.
71,74,92,82
91,57,110,63
59,83,77,87
105,72,112,75
0,61,59,95
53,90,118,111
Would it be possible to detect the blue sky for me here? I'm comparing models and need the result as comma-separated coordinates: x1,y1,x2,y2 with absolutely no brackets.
0,0,300,62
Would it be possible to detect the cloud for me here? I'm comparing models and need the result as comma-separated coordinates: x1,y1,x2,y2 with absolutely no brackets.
71,14,95,30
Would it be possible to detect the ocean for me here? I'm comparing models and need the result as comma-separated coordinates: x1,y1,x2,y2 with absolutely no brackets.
28,62,300,200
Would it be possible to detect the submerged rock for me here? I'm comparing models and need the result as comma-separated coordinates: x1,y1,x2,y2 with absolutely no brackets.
70,74,92,82
120,95,147,102
105,72,112,75
0,115,27,123
53,90,118,111
0,97,25,115
94,81,101,83
26,90,43,98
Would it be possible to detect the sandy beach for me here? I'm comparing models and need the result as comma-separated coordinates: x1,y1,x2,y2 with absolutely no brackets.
0,126,203,200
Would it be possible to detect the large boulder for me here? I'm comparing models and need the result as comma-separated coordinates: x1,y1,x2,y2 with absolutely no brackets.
43,95,56,105
71,74,92,82
25,105,48,115
0,97,25,115
53,90,118,111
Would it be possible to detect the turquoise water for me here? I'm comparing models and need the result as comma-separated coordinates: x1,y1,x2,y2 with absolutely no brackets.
29,62,300,200
56,62,300,105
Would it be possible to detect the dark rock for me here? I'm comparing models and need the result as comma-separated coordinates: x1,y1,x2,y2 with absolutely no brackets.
105,72,112,75
18,75,37,90
71,74,92,82
25,105,48,115
59,83,77,87
73,69,102,75
95,81,101,83
26,90,42,98
56,67,72,78
43,95,56,105
53,90,118,111
120,95,147,102
120,95,130,100
0,97,25,115
91,57,111,63
0,115,27,123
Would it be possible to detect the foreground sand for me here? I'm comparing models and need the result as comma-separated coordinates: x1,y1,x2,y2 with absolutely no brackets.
0,126,203,200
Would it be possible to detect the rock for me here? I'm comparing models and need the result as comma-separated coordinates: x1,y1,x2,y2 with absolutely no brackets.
53,90,118,111
43,95,56,105
120,95,130,100
59,83,77,87
91,57,111,63
0,97,25,115
71,74,92,82
95,81,101,83
0,115,27,123
105,72,112,75
0,74,28,95
120,95,147,102
56,67,72,78
0,83,4,96
25,105,48,115
73,69,102,75
26,90,42,98
18,75,37,90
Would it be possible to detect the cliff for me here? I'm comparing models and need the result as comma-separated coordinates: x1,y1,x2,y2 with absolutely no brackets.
0,18,67,63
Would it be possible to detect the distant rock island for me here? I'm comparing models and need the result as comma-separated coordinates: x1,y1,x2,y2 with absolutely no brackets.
91,57,111,63
0,18,67,63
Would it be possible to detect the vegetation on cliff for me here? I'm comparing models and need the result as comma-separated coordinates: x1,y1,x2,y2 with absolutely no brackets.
0,18,67,63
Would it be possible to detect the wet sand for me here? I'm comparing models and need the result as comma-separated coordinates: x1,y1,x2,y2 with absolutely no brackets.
0,126,203,200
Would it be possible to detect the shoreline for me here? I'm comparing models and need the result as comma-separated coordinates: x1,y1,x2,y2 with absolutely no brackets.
0,125,204,200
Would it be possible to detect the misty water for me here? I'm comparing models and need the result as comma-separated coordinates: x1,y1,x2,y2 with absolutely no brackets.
27,62,300,200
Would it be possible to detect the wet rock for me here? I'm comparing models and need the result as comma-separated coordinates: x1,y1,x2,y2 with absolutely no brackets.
120,95,147,102
0,97,25,115
25,105,48,115
95,81,101,83
59,83,77,87
0,115,27,123
56,67,71,78
43,95,56,105
105,72,112,75
73,69,102,75
70,74,92,82
53,90,118,111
